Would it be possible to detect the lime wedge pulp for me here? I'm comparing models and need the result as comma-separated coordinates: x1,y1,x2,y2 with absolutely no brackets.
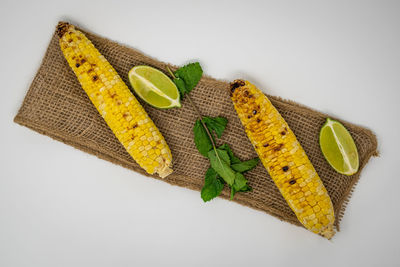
128,65,181,109
319,118,359,175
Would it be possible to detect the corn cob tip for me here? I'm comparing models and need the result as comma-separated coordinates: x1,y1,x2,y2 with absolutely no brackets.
321,225,335,239
157,165,173,178
230,79,245,95
56,22,71,38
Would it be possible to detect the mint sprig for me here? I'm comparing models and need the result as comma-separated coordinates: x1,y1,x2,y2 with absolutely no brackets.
167,63,258,202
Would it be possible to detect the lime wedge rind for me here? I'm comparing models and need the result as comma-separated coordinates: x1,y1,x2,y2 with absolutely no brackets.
128,66,181,109
319,118,359,176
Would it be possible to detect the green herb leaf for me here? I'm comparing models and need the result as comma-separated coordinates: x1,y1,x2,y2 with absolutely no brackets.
230,187,236,200
231,158,260,173
230,172,252,199
239,185,252,192
233,172,248,191
173,77,187,97
218,144,259,172
218,144,241,164
203,117,228,138
201,167,224,202
231,185,253,199
174,62,203,96
193,120,212,157
216,148,231,165
207,149,236,186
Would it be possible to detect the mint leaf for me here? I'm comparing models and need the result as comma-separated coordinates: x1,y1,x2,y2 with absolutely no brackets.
216,144,256,199
218,144,241,164
231,158,260,173
233,172,248,191
201,168,224,202
207,149,236,186
239,185,252,192
193,120,212,157
174,62,203,95
203,117,228,138
173,77,187,97
218,144,259,172
230,185,252,200
230,187,236,200
230,172,252,199
215,148,231,165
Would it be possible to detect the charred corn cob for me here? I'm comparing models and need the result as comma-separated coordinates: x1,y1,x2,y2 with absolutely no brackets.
57,22,173,178
230,80,335,238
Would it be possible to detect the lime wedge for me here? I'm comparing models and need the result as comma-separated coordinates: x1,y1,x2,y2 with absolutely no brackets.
319,118,359,175
128,65,181,109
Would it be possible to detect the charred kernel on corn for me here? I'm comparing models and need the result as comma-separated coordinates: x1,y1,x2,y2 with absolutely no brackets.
57,22,173,178
230,80,335,239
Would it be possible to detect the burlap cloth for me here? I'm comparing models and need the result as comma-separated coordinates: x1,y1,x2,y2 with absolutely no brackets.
14,23,378,230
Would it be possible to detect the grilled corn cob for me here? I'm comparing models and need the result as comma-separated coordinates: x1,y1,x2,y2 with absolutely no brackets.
57,22,173,178
230,80,335,238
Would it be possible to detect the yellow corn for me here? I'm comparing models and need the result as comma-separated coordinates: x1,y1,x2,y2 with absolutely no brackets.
57,22,173,178
230,80,335,238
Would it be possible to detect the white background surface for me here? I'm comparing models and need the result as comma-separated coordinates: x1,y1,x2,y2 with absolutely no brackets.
1,0,399,266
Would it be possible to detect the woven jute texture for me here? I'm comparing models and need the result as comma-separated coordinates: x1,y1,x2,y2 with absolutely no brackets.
14,23,378,230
